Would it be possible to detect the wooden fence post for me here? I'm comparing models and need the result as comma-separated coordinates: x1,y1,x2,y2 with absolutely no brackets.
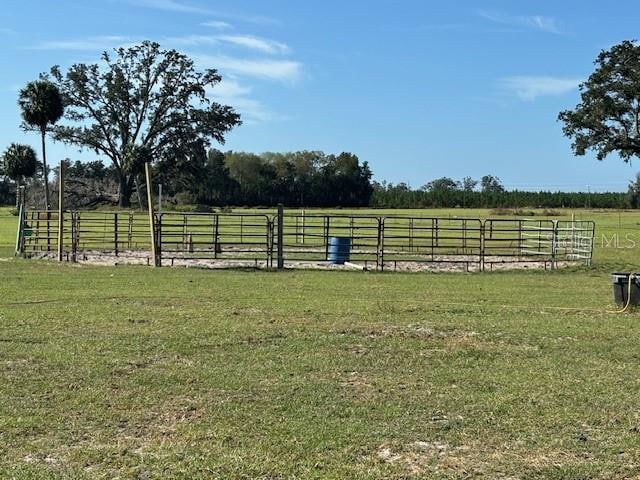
15,194,24,255
144,162,160,267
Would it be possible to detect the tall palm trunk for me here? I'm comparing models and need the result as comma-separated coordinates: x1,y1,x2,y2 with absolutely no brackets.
40,128,50,210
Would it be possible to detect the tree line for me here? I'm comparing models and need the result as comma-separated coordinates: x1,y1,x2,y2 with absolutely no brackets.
371,179,628,209
22,149,373,209
2,159,635,209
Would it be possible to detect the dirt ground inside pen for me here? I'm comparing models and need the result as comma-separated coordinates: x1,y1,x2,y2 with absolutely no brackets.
28,250,578,272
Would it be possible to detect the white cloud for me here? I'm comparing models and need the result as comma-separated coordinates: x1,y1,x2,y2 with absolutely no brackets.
210,79,251,98
216,35,290,55
194,54,302,83
126,0,210,15
499,76,582,101
478,10,562,34
119,0,278,25
206,80,282,123
161,34,291,55
202,20,233,29
162,34,219,47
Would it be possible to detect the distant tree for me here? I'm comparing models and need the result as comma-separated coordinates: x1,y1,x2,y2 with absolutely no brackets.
480,175,504,193
627,173,640,208
559,40,640,163
2,143,38,207
47,41,241,207
422,177,460,192
197,149,238,205
462,176,478,192
18,80,64,209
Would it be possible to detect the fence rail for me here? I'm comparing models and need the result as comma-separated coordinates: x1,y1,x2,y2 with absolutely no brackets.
17,210,595,271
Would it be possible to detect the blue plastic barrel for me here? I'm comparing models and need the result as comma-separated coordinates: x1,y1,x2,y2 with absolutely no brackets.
328,237,351,264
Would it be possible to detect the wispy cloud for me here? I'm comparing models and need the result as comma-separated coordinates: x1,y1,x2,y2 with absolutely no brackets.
202,20,233,29
216,35,290,55
0,27,15,35
207,80,283,124
478,10,562,34
161,34,219,47
161,34,291,54
194,54,302,83
119,0,278,25
499,76,582,101
27,33,292,56
28,35,131,51
125,0,210,15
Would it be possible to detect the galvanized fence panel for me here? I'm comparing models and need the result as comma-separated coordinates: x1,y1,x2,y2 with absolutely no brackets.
17,209,596,271
554,220,596,265
22,210,71,256
481,219,557,270
274,213,381,267
157,212,272,267
380,217,483,271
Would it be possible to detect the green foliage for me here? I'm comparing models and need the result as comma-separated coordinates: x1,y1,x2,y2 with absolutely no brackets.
18,80,64,133
2,143,38,181
372,179,626,209
626,173,640,208
47,41,241,207
422,177,460,192
480,174,504,193
220,150,373,207
559,40,640,162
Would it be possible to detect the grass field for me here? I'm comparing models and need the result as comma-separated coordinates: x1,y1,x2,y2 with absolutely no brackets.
2,207,640,478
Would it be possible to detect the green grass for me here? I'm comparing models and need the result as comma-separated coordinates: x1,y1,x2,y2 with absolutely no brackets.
0,206,18,256
2,207,640,477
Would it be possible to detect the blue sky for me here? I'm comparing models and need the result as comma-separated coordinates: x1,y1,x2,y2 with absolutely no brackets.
1,0,639,191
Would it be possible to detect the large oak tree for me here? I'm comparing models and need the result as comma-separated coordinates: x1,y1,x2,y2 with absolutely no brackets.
559,40,640,163
48,41,241,207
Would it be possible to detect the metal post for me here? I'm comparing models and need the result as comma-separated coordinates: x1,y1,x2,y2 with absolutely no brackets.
213,214,220,257
377,218,385,271
71,213,77,262
324,216,331,261
551,220,557,270
114,212,119,257
277,204,284,270
480,221,486,272
144,162,159,267
158,184,163,215
57,162,65,262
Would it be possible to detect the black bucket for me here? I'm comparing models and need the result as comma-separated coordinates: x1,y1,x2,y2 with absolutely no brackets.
611,273,640,307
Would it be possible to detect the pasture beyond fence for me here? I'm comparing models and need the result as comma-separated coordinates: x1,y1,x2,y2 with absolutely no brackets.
16,209,595,272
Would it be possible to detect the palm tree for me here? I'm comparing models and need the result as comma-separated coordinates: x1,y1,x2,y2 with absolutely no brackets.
2,143,38,207
18,80,64,210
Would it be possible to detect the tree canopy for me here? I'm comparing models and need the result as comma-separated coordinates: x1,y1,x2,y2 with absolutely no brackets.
2,143,38,181
559,40,640,163
47,40,241,206
2,143,38,207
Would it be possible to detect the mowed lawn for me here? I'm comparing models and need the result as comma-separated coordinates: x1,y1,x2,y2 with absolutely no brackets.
2,207,640,478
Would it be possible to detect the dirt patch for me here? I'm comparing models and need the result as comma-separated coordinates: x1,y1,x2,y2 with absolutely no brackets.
29,250,581,273
374,440,589,477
